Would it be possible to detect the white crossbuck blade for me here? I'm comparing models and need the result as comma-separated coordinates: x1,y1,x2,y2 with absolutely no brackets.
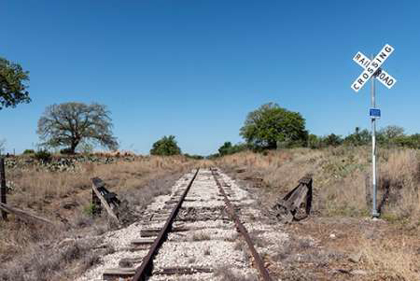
351,44,396,92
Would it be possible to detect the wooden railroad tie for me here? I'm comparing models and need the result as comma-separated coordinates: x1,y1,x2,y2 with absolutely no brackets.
103,266,213,280
272,174,313,223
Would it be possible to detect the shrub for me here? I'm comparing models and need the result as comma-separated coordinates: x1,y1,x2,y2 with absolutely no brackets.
150,135,181,156
34,150,52,163
323,134,343,147
184,154,204,160
23,149,35,154
83,203,100,216
60,148,74,155
218,142,248,156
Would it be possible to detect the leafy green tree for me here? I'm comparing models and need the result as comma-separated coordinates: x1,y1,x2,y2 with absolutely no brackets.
343,127,370,146
323,133,343,147
37,102,118,154
150,135,181,156
218,142,233,156
308,134,322,149
407,134,420,149
0,57,30,110
23,149,35,155
184,154,204,160
240,102,307,150
377,125,405,146
379,125,405,140
383,133,420,149
218,141,248,156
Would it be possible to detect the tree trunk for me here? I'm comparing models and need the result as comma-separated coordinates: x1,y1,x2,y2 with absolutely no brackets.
70,140,79,154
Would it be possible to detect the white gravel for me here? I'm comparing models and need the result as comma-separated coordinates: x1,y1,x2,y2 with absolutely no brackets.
76,169,288,281
76,171,196,281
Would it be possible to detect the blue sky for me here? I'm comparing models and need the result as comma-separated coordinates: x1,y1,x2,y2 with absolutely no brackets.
1,0,419,155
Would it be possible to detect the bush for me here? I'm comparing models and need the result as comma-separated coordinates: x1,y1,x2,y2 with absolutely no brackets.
343,127,370,146
23,149,35,154
60,148,74,155
34,150,52,163
184,154,204,160
83,203,100,216
218,142,248,156
323,134,343,147
150,135,181,156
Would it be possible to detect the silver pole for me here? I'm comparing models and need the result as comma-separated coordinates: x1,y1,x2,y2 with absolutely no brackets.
371,54,379,218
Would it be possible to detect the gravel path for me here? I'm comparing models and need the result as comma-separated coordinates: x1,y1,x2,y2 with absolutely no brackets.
76,168,288,281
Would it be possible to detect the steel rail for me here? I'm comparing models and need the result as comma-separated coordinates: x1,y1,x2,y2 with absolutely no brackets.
132,168,200,281
211,168,273,281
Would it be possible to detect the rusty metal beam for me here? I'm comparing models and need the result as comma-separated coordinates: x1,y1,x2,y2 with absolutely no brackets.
211,168,273,281
131,168,200,281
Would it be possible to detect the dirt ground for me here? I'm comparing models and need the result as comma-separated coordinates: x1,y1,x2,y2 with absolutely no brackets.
221,171,419,280
271,216,420,281
217,149,420,281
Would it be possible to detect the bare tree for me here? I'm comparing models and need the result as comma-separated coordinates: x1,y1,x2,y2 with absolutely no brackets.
37,102,118,154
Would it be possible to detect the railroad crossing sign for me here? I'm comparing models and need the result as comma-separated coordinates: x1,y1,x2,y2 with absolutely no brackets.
351,44,396,92
350,43,397,219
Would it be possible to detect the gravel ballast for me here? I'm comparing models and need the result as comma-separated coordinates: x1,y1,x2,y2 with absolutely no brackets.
77,169,289,281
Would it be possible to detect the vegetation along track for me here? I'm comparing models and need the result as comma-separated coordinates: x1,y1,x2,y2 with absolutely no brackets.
99,168,273,281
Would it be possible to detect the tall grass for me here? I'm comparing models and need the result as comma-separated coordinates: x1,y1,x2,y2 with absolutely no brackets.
217,146,420,222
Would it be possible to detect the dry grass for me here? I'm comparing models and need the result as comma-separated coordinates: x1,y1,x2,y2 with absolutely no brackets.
359,236,420,280
0,155,197,280
217,147,420,281
216,147,420,222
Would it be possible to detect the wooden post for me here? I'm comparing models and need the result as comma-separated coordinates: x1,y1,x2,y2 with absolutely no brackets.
0,157,7,220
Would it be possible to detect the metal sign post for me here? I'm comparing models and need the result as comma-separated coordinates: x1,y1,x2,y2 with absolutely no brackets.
351,44,396,218
370,59,379,218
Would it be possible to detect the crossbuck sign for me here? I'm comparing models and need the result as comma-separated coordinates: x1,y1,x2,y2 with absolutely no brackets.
351,44,396,92
350,43,397,218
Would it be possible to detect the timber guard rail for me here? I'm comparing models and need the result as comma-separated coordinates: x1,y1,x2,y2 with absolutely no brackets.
272,174,313,223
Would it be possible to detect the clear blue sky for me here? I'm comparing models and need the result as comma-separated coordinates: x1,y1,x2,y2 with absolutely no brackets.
1,0,419,155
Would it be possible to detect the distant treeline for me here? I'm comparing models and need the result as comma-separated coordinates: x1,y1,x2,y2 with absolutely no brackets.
210,125,420,158
308,126,420,149
207,102,420,158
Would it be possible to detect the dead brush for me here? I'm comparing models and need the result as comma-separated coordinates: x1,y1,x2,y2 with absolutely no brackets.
0,238,97,281
217,147,420,223
1,155,198,280
378,149,420,220
358,236,420,281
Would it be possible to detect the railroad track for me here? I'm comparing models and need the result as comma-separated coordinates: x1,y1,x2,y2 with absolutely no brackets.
100,168,273,281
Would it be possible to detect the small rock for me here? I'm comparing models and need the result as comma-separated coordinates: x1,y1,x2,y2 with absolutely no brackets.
349,252,363,263
329,233,336,239
334,268,351,274
62,201,78,209
352,269,368,275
